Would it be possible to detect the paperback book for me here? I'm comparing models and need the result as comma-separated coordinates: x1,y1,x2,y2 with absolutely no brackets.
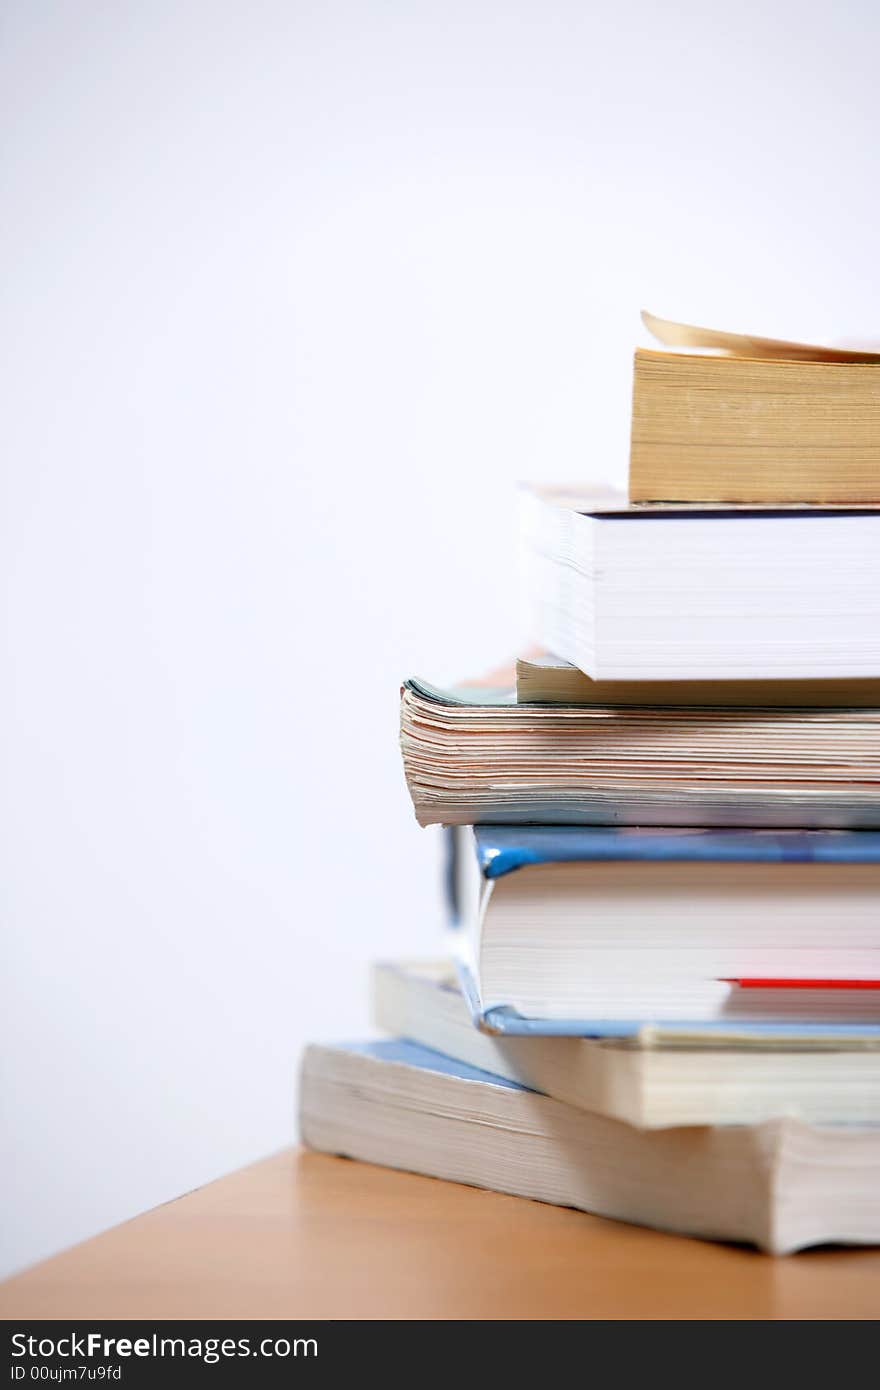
630,312,880,505
372,959,880,1128
300,1039,880,1255
400,678,880,828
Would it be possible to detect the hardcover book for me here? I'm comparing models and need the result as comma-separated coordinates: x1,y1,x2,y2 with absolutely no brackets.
447,825,880,1035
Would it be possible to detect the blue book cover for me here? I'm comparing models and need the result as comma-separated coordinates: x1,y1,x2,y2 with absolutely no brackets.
474,824,880,877
453,955,880,1041
344,1038,528,1090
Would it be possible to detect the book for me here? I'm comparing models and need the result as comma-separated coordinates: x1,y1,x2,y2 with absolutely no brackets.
520,483,880,679
629,312,880,504
515,653,880,709
299,1039,880,1254
400,677,880,829
449,825,880,1028
372,960,880,1128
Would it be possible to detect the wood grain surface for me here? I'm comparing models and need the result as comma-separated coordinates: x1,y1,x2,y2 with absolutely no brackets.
2,1148,879,1320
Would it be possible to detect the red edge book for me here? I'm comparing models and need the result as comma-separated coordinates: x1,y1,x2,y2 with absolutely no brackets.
724,978,880,990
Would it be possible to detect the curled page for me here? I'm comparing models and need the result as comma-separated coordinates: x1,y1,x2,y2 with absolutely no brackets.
641,309,880,363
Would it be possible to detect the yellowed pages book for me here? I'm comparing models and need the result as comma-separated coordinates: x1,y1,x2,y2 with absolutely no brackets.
629,312,880,504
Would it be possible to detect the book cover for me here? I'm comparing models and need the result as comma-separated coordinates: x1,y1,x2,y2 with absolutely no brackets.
473,825,880,877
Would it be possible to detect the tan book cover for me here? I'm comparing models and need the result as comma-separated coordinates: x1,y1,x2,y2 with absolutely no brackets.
516,653,880,709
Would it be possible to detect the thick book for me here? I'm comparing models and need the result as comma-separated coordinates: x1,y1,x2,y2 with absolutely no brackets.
515,652,880,709
629,312,880,504
520,483,880,679
448,825,880,1031
299,1039,880,1254
400,677,880,829
372,960,880,1128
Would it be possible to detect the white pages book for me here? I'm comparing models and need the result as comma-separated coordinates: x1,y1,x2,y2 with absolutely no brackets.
520,485,880,680
452,826,880,1027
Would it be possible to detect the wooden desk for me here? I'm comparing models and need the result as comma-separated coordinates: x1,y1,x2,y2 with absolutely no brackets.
2,1148,879,1320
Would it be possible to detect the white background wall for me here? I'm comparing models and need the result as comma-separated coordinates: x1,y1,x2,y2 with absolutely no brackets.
2,0,879,1276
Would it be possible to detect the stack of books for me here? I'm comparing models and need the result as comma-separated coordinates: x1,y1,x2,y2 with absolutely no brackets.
301,314,880,1255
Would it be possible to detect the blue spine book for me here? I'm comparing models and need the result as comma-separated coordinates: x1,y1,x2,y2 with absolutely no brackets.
474,824,880,873
450,825,880,1042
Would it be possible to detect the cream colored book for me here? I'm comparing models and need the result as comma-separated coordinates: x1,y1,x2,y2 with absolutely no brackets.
371,960,880,1129
629,311,880,504
300,1039,880,1254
